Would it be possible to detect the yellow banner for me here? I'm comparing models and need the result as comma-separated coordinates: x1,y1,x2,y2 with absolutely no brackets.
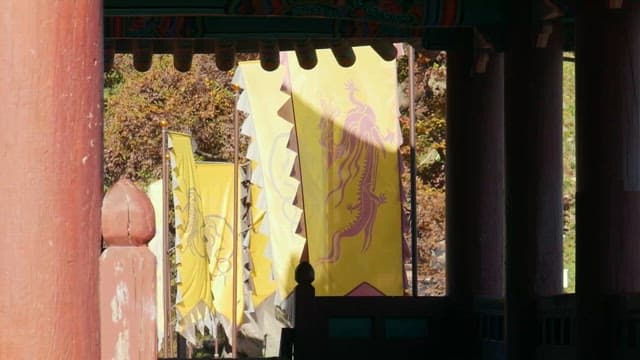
168,131,214,344
195,162,244,334
234,62,306,304
247,171,277,308
146,179,166,351
287,47,405,296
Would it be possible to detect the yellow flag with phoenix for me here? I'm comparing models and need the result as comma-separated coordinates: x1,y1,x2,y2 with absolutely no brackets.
168,131,215,344
195,162,244,337
287,47,405,296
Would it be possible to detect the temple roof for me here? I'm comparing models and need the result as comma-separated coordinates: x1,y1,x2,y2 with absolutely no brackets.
104,1,577,71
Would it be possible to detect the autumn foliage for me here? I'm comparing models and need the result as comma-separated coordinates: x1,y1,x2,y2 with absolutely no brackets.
397,49,447,295
104,54,247,187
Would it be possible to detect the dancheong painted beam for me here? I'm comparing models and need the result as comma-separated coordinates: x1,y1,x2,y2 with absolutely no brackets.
103,0,581,72
103,0,578,51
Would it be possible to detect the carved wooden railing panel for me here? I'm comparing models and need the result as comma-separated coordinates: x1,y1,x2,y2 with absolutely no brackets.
286,266,640,360
288,262,448,360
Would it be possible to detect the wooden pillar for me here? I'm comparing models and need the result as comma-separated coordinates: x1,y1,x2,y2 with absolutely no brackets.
446,29,505,358
100,179,157,360
0,1,103,358
575,3,640,359
447,30,505,299
504,15,564,360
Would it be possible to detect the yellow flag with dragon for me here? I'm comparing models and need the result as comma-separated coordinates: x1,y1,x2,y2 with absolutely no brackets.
168,131,215,344
286,46,405,296
195,162,245,340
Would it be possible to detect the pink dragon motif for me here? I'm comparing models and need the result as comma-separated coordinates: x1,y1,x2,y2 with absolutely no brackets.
318,81,388,263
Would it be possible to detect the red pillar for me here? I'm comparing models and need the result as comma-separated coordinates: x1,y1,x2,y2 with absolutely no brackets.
576,3,640,359
446,30,505,359
447,31,505,300
0,1,103,358
504,17,564,360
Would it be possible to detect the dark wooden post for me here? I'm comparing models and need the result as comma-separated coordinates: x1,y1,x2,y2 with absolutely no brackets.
294,262,317,360
446,29,505,358
504,10,564,360
0,1,103,358
100,179,158,360
575,3,640,359
177,335,189,359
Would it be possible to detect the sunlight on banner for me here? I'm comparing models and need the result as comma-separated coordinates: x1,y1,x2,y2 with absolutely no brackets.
286,46,405,296
168,131,215,344
244,161,277,309
196,162,245,342
233,63,305,307
146,179,165,350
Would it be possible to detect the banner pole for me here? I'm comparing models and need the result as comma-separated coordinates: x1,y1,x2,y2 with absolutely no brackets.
231,85,240,358
160,120,172,356
409,45,419,297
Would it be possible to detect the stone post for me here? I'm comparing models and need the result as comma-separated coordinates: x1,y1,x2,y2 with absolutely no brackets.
100,179,158,360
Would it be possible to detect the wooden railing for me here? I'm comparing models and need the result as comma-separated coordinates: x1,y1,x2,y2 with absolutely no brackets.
536,294,575,360
611,295,640,360
475,297,505,360
286,262,640,360
95,185,640,360
284,262,449,360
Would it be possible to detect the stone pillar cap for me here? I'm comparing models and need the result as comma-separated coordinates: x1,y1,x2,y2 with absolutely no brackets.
102,178,156,246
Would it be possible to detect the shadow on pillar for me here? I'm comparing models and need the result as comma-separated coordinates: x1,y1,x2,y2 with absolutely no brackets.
576,3,640,359
446,28,505,359
504,15,564,360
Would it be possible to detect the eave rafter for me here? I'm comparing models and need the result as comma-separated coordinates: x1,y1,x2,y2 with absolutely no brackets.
103,0,579,71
